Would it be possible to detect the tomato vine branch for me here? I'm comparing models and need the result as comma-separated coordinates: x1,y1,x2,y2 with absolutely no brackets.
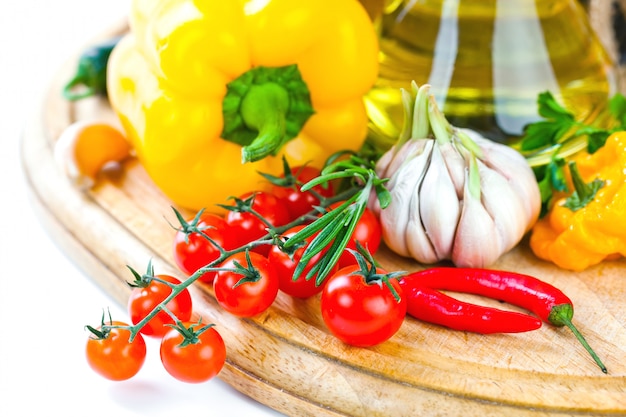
95,151,390,340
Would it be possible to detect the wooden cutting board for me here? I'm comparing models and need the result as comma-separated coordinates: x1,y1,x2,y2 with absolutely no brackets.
21,25,626,417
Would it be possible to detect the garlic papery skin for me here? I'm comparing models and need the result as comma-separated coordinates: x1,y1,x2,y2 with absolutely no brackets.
370,82,541,268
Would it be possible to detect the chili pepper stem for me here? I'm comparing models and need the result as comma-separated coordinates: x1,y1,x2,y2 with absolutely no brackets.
549,304,607,373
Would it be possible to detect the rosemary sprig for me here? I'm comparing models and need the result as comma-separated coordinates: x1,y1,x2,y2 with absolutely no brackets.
283,152,390,285
89,151,390,340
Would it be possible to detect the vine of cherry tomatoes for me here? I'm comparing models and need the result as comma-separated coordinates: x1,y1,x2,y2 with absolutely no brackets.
86,263,226,383
86,163,396,384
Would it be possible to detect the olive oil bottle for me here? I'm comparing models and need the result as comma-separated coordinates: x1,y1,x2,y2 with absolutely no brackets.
363,0,618,150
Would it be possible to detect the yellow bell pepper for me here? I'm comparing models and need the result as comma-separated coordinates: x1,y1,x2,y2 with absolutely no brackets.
529,131,626,271
106,0,378,211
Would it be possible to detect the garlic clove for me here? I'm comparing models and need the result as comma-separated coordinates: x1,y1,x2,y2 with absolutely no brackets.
418,143,461,259
452,169,502,268
464,130,541,228
438,141,466,198
406,185,439,264
476,159,527,252
372,140,429,217
405,142,439,264
380,140,433,257
384,139,429,189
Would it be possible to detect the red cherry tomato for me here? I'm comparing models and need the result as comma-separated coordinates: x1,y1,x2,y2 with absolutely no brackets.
160,323,226,384
128,274,193,338
173,212,230,283
272,165,334,220
320,265,406,347
213,251,279,317
225,191,290,255
328,202,382,268
267,225,336,298
85,321,146,381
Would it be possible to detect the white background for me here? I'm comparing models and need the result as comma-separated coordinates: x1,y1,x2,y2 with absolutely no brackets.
0,2,284,416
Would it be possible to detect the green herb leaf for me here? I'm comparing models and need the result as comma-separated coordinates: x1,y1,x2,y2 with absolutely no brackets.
520,120,570,151
586,130,611,154
547,157,568,193
536,173,554,217
537,91,575,121
608,93,626,126
519,92,579,152
374,181,392,209
521,91,626,216
533,157,568,216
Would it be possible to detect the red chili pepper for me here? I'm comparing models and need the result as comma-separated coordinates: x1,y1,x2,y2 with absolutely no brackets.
402,267,607,373
398,280,542,334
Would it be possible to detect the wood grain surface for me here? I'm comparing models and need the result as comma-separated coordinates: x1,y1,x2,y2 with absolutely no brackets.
20,25,626,416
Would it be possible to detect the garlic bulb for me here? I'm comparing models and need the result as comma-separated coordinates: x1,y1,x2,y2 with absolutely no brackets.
370,83,541,268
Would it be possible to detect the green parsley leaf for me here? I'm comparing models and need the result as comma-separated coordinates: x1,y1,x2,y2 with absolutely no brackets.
609,93,626,126
537,91,575,121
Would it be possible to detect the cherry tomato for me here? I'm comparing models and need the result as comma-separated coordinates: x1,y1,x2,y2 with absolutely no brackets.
128,274,193,338
328,202,382,268
213,251,279,317
160,323,226,384
85,321,146,381
272,165,334,220
225,191,290,255
267,225,335,298
320,265,406,347
173,212,231,283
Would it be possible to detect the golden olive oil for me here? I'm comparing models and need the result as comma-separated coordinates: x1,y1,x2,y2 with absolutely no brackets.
363,0,618,149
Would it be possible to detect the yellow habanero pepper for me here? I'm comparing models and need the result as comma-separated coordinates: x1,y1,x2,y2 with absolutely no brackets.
106,0,379,211
529,131,626,271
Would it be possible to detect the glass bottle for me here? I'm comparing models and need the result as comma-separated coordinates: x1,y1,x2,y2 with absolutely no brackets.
363,0,619,153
